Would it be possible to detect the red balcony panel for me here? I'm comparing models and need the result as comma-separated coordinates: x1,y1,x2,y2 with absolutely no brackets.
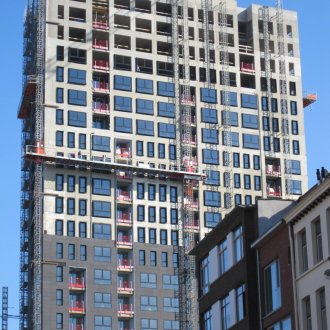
93,81,109,91
266,165,281,177
69,301,85,314
180,95,195,105
117,191,132,202
93,101,110,114
93,39,109,50
93,60,109,71
267,186,282,197
116,147,131,158
69,277,85,290
117,259,134,271
240,62,255,73
93,20,109,30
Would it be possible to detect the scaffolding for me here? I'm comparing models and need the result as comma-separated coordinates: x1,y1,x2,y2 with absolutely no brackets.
2,287,8,330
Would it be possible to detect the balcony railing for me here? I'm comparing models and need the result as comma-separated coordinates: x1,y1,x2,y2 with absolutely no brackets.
92,101,110,114
118,304,134,317
117,235,133,248
93,39,109,50
266,165,281,177
116,190,132,202
117,212,132,225
240,62,255,73
118,280,134,294
117,259,134,271
69,277,85,290
92,19,109,30
266,186,282,197
93,81,109,91
93,60,109,71
69,324,84,330
69,301,85,314
116,147,131,159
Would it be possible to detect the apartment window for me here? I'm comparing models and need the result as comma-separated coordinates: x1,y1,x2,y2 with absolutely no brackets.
157,81,175,97
287,179,302,195
220,295,231,330
170,208,178,225
67,221,75,237
274,138,281,152
68,244,75,260
94,293,111,308
94,246,111,262
79,133,86,149
139,250,146,265
254,176,261,191
263,116,270,131
314,219,323,263
158,123,176,139
136,78,153,94
68,47,86,64
203,149,219,165
78,199,87,215
79,222,87,238
92,178,111,196
264,136,271,151
68,68,86,85
293,140,300,155
56,88,64,103
205,212,221,228
67,175,75,192
66,198,75,215
68,111,86,128
92,135,110,152
114,117,133,133
236,284,246,322
169,144,176,160
158,143,165,158
95,316,112,330
137,99,153,115
241,94,258,109
146,142,154,157
160,208,167,224
158,102,175,118
137,205,145,222
136,120,154,136
56,289,63,306
205,170,220,186
200,256,210,295
290,100,297,115
201,108,218,123
137,183,145,200
56,46,64,61
141,296,157,311
80,245,86,261
244,175,251,190
141,319,157,330
114,75,132,91
164,320,180,330
221,91,238,106
243,134,260,149
200,88,217,103
218,240,228,276
234,174,241,188
234,226,244,262
93,224,111,240
55,197,63,214
56,174,64,191
291,120,299,135
303,296,312,330
148,227,156,244
140,273,157,288
114,96,132,112
92,201,111,218
204,191,221,207
148,206,156,223
163,297,179,312
202,128,219,144
56,266,63,282
136,141,144,156
202,309,212,330
268,317,292,330
233,153,240,168
253,155,260,170
56,131,63,147
160,230,168,245
172,253,179,268
56,109,63,125
222,111,238,127
264,259,281,315
55,220,63,236
171,230,178,246
242,114,258,129
235,194,242,206
68,89,86,106
318,288,327,330
222,131,239,147
56,67,64,82
67,132,75,148
56,313,63,329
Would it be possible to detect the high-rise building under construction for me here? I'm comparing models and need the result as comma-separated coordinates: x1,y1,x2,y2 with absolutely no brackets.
18,0,309,329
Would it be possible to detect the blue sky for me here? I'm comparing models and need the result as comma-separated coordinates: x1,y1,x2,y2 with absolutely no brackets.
0,0,329,328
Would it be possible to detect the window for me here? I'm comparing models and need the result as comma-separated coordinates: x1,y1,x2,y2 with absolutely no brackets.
268,317,292,330
56,88,64,103
149,227,156,243
200,256,210,295
79,133,86,149
158,123,176,138
67,132,75,148
313,219,323,263
92,178,111,196
55,220,63,236
236,284,246,322
66,198,75,215
56,67,64,82
68,47,86,64
137,120,154,136
137,205,145,221
92,135,110,152
218,240,228,276
287,179,302,195
67,221,75,237
158,143,165,158
201,108,218,123
205,170,220,186
80,245,87,261
171,230,178,245
141,296,157,311
172,253,178,268
293,140,300,155
220,295,231,330
254,176,261,191
204,191,221,207
56,109,63,125
57,46,64,61
286,160,301,175
56,131,63,147
148,206,156,223
137,141,144,156
304,296,312,330
163,297,179,312
160,208,167,224
56,266,63,282
136,99,154,115
243,134,260,149
56,243,63,259
79,222,86,238
160,230,167,245
234,226,243,262
56,313,63,329
140,273,157,288
274,138,281,152
136,78,153,94
169,144,176,160
241,93,258,109
242,154,250,169
158,102,175,118
271,98,278,112
93,224,111,240
114,75,132,91
159,185,167,202
318,288,327,330
264,136,271,151
201,88,217,103
264,259,281,315
202,128,219,144
68,68,86,85
290,100,297,115
56,289,63,305
202,149,219,165
161,252,168,267
56,174,64,191
253,155,260,170
114,96,132,112
137,183,145,199
141,319,157,330
233,153,240,168
148,184,156,201
138,227,145,243
67,175,75,192
95,316,112,330
114,117,132,133
170,209,178,224
164,320,180,330
242,114,258,129
263,116,270,131
55,197,63,213
92,201,111,218
67,111,87,128
147,142,154,157
234,173,241,188
221,91,237,106
139,250,145,265
205,212,221,228
157,81,175,97
244,175,251,189
68,244,75,260
202,310,212,330
94,292,111,308
235,194,242,206
68,89,86,106
79,177,87,193
94,246,111,262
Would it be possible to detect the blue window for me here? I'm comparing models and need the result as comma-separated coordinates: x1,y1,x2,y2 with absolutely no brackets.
114,96,132,112
137,205,145,221
263,116,270,131
68,89,86,106
235,194,242,206
204,212,221,228
56,131,63,147
158,102,175,118
55,197,63,213
137,183,145,199
169,145,176,160
293,140,300,155
68,68,86,85
93,178,111,195
137,141,144,156
291,121,299,135
272,118,279,132
223,132,239,147
243,134,260,150
221,91,238,106
79,134,86,149
234,173,241,188
159,185,167,202
205,170,220,186
221,111,238,126
114,117,132,133
286,160,301,175
93,223,111,240
200,88,217,103
253,155,260,170
290,101,297,115
68,111,86,127
158,123,176,139
94,246,111,262
68,132,75,148
136,99,154,115
287,180,302,195
204,191,221,207
170,209,178,224
147,142,154,157
241,94,258,109
67,198,75,215
56,88,64,103
170,186,177,203
114,75,132,91
202,149,219,165
233,153,240,168
160,208,167,224
158,143,165,158
148,184,156,201
56,67,64,82
254,176,261,190
271,98,278,112
201,108,218,123
92,201,111,218
137,120,154,136
245,195,252,205
136,78,153,94
92,135,110,152
157,82,175,97
243,154,250,169
261,97,268,111
56,109,63,125
202,128,218,144
149,207,156,223
244,175,251,189
264,136,271,151
242,114,258,129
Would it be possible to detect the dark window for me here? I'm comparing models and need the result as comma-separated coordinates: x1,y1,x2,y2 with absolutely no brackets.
170,209,178,224
79,134,86,149
55,197,63,213
68,68,86,85
158,123,176,138
79,222,87,238
293,140,300,155
139,250,145,265
253,155,260,170
114,96,132,112
92,135,110,152
68,89,86,106
68,111,86,127
233,153,240,168
56,174,64,191
160,208,167,224
169,145,176,160
158,102,175,118
149,229,156,244
148,184,156,200
291,121,299,135
57,46,64,61
136,99,154,115
137,120,154,136
68,48,86,64
56,131,63,147
67,132,75,148
77,199,87,215
263,116,270,131
114,117,132,133
159,185,167,201
114,75,132,91
290,101,297,115
243,154,250,169
136,78,153,94
79,177,87,193
138,227,145,243
67,198,75,215
137,183,145,199
201,108,218,123
264,136,271,151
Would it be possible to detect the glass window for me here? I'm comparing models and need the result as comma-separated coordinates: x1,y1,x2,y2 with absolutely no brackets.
56,313,63,329
291,120,299,135
56,131,63,147
137,183,145,199
94,292,111,308
140,273,157,289
79,177,87,193
157,81,175,97
79,133,86,149
223,131,239,147
204,191,221,207
67,132,75,148
293,140,300,155
202,128,219,144
170,208,178,224
263,116,270,131
56,289,63,305
159,185,167,201
114,96,132,112
68,68,86,85
234,173,241,188
137,205,145,221
68,244,75,260
141,319,157,330
200,256,210,295
158,123,176,139
314,219,323,264
92,178,111,195
56,67,64,82
264,259,281,315
94,246,111,262
137,120,154,136
56,88,64,103
95,316,112,330
164,320,180,330
139,250,146,265
158,143,165,158
79,199,87,215
244,175,251,189
160,208,167,224
163,297,179,312
94,269,111,285
114,75,132,91
236,284,246,322
79,222,86,238
204,212,221,228
56,174,64,191
57,46,64,61
254,176,261,191
93,223,111,239
138,227,145,243
169,144,176,160
55,197,63,213
56,109,64,125
55,220,63,236
171,230,178,246
287,179,302,195
218,240,229,276
220,295,230,330
202,310,212,330
148,206,156,223
161,252,168,267
235,194,242,206
136,99,154,115
201,108,218,123
160,229,167,245
147,142,154,157
290,100,297,115
67,175,75,192
286,160,301,175
141,295,157,311
202,149,219,165
158,102,175,118
242,114,258,129
243,134,260,149
80,245,86,261
148,184,156,201
114,117,132,133
68,89,86,106
234,226,244,262
92,201,111,218
56,243,63,259
67,221,75,237
92,135,110,152
221,111,238,126
221,91,238,106
137,141,144,156
201,88,217,103
205,170,220,186
56,266,63,282
136,78,153,94
149,228,156,243
241,93,258,109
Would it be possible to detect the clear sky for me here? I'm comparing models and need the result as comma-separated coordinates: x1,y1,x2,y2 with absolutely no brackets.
0,0,329,328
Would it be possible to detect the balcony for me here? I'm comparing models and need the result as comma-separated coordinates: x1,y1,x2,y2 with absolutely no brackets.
93,19,109,31
266,185,282,198
266,164,281,177
93,39,109,51
115,147,131,160
117,235,133,249
93,60,109,71
69,301,85,314
116,190,132,203
93,80,109,92
180,95,195,106
92,101,110,114
117,281,134,295
117,259,134,272
240,62,255,73
117,212,132,226
69,277,85,291
117,171,133,181
69,325,84,330
182,134,197,146
118,304,134,318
